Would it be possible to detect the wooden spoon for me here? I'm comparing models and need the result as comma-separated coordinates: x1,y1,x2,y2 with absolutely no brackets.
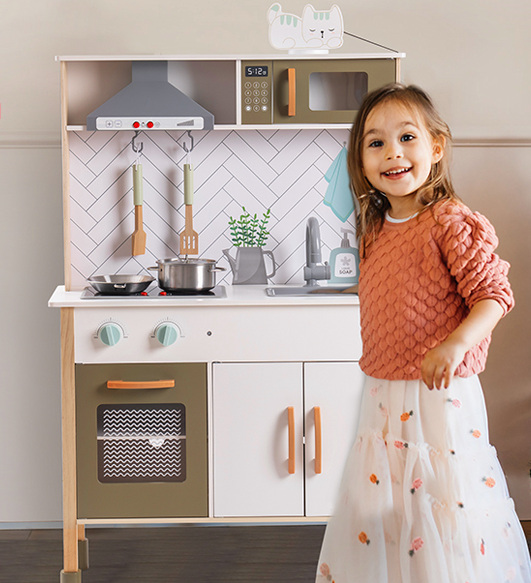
179,163,199,255
132,163,147,256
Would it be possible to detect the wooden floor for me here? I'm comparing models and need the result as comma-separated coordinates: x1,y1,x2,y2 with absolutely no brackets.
0,524,326,583
1,522,530,583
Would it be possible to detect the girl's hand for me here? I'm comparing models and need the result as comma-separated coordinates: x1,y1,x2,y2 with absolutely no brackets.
421,299,504,390
421,338,468,390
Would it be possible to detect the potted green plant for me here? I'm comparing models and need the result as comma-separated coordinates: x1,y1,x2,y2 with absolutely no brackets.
223,207,276,284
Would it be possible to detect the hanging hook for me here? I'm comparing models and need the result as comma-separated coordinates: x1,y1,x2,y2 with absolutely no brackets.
179,130,194,153
131,131,143,155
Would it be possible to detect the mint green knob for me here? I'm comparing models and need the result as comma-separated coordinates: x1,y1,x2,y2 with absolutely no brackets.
156,323,179,346
99,323,123,346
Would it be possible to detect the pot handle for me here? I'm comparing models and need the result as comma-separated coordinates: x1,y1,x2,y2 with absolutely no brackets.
210,266,227,272
113,283,127,289
147,266,158,271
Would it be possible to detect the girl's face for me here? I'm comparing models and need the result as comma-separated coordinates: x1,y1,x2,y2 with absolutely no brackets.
360,101,444,216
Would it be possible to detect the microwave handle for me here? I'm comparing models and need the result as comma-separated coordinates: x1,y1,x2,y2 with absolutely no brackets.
107,380,175,390
288,68,296,117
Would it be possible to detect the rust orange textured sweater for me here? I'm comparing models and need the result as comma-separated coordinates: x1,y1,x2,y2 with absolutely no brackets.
358,200,514,380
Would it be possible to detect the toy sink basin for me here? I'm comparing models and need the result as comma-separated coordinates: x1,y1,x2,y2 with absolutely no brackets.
265,285,357,297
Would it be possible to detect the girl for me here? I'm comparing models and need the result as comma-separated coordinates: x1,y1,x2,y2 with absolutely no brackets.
316,84,531,583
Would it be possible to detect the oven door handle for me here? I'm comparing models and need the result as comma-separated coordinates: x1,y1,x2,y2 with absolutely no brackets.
106,380,175,390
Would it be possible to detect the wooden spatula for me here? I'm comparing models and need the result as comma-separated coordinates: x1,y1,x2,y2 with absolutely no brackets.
179,163,198,255
132,164,147,256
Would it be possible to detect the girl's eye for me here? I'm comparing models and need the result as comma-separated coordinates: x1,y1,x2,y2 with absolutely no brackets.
401,133,415,142
368,140,383,148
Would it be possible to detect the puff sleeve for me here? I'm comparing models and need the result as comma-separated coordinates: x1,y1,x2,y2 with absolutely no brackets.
436,205,514,315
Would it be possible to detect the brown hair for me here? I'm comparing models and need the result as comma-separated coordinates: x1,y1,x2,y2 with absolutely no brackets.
348,83,459,253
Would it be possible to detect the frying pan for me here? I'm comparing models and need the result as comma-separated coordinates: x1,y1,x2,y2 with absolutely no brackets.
87,275,155,295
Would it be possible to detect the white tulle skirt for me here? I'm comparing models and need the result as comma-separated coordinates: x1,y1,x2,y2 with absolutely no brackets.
316,375,531,583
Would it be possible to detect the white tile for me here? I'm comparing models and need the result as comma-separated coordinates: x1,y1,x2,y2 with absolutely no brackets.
85,130,118,152
68,132,96,164
232,130,278,163
223,155,277,208
314,130,347,159
269,162,323,215
269,129,322,174
70,241,98,282
268,143,323,197
223,178,271,216
193,143,233,190
70,175,97,211
69,152,97,188
69,197,97,233
194,166,232,213
87,196,132,248
326,128,351,148
268,129,300,151
269,187,323,242
223,132,277,184
69,219,97,257
314,152,334,175
86,156,132,202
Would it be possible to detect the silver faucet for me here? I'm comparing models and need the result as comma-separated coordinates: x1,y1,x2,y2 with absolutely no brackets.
303,217,331,286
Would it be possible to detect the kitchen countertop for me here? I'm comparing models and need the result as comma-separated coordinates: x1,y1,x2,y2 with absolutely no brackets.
48,285,359,308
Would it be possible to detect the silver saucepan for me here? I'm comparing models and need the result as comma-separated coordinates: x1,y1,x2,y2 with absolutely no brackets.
87,274,155,295
148,257,226,292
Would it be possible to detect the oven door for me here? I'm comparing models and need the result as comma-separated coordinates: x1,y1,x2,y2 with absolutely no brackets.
75,363,207,519
272,59,396,124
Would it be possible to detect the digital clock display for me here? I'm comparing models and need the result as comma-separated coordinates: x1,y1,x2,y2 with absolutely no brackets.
245,66,269,77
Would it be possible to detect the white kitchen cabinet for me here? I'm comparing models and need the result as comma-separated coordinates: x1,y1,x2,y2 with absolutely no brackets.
304,362,364,516
212,362,305,517
212,361,364,518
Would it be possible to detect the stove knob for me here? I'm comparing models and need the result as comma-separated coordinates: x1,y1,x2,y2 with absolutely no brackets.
98,323,123,346
155,323,179,346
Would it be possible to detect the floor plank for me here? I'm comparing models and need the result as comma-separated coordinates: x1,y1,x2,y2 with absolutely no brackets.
0,522,530,583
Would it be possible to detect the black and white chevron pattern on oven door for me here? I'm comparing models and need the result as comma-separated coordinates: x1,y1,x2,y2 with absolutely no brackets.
97,404,186,483
68,128,355,289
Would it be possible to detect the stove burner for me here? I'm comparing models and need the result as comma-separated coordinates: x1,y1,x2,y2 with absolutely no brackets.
160,289,216,297
81,286,226,299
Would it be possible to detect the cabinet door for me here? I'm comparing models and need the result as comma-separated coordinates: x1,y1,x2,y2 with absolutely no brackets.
213,363,304,517
304,362,364,516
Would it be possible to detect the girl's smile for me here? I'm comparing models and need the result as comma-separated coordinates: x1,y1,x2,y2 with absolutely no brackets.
361,101,444,218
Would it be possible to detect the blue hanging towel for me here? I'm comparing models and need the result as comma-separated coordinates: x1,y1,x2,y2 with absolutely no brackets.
323,147,354,222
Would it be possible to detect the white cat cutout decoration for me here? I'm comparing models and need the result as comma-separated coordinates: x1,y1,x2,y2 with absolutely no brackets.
268,3,344,53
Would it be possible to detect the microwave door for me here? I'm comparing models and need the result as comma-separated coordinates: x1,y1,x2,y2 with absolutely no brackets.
272,59,396,124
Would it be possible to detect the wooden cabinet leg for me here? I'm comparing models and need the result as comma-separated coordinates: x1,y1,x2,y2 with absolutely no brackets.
77,525,89,571
61,307,78,576
60,569,82,583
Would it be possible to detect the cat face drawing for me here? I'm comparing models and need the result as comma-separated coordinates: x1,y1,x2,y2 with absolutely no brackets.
268,3,344,51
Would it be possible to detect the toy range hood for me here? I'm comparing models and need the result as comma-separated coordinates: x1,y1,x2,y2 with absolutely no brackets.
86,61,214,131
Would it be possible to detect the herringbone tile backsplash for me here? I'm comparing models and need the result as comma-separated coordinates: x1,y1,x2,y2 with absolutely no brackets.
69,128,355,289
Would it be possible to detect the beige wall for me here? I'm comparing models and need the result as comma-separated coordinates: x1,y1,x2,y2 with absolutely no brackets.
0,0,530,523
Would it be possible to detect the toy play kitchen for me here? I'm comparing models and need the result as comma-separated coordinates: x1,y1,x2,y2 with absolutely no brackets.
49,44,403,581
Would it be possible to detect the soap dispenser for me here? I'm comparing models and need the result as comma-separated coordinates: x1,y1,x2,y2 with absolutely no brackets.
329,229,359,285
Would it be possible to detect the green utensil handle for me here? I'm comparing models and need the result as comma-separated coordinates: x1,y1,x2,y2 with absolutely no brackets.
133,164,143,205
184,164,194,205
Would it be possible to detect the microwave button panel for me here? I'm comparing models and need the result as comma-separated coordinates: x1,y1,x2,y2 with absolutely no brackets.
241,61,272,124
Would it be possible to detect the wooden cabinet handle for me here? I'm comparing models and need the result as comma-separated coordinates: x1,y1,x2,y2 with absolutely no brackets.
106,380,175,389
288,406,295,474
288,68,296,117
314,406,322,474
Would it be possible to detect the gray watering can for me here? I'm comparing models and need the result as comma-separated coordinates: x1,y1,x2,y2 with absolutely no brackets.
222,247,277,284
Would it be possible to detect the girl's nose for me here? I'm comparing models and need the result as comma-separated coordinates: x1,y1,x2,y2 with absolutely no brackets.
385,142,403,159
